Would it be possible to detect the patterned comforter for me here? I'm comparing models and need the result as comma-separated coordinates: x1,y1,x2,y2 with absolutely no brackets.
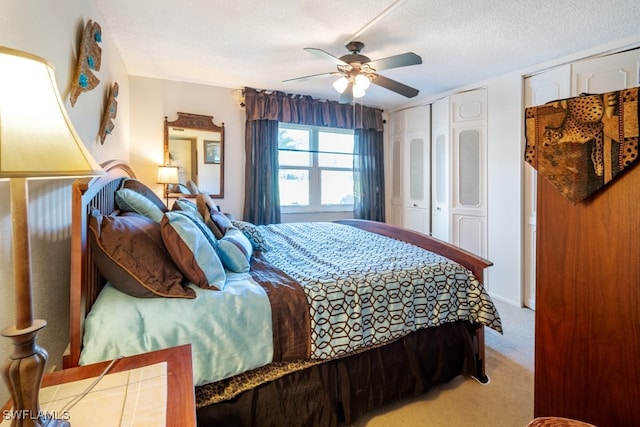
255,222,502,360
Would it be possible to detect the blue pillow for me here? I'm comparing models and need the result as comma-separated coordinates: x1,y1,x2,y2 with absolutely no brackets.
217,228,253,273
120,178,168,211
172,198,202,219
161,211,226,290
115,188,165,223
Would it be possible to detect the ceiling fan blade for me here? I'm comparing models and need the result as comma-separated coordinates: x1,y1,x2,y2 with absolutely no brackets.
304,47,349,67
282,72,338,83
365,52,422,71
371,74,420,98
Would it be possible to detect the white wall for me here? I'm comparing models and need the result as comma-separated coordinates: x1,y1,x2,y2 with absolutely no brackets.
0,0,129,404
128,77,245,219
485,72,524,305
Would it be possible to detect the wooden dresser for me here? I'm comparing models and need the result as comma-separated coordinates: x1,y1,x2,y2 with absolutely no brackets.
535,165,640,426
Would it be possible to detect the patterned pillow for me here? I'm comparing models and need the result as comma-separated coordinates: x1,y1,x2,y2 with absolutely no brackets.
232,220,271,252
115,188,165,223
217,228,253,273
161,210,226,290
89,211,194,299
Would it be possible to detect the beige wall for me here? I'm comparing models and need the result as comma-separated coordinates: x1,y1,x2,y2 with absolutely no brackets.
0,0,129,404
128,77,246,218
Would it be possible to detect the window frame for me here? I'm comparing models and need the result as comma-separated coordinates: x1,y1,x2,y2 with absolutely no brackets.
278,123,355,214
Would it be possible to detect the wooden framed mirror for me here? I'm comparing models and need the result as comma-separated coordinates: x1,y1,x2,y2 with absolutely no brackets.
164,112,224,198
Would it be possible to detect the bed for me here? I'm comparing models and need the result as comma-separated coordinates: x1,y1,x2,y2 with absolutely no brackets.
63,159,502,426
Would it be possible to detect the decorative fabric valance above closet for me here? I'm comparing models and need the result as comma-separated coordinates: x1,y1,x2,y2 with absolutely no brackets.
524,86,639,203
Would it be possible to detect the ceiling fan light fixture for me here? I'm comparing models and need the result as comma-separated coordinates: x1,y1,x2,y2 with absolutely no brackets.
333,76,349,94
353,84,366,98
354,73,371,90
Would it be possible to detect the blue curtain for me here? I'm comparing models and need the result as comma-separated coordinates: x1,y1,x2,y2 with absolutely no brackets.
243,118,281,224
353,128,385,221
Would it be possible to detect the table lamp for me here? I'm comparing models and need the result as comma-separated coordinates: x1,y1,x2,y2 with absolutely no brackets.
157,165,179,206
0,46,103,426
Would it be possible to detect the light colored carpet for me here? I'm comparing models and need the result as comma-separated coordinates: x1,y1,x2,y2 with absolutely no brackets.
353,299,535,427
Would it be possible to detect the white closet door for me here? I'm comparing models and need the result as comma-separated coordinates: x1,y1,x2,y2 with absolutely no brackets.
451,89,487,123
402,105,430,234
403,135,428,231
389,110,404,227
572,48,640,95
431,98,450,241
390,134,403,226
452,125,486,256
450,88,487,257
431,128,449,241
523,64,571,310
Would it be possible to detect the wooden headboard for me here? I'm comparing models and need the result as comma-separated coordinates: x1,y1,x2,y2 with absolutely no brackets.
64,159,135,368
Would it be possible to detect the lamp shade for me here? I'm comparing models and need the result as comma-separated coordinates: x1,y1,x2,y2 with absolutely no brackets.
354,74,371,91
0,46,103,178
157,165,179,184
352,85,366,98
332,76,349,94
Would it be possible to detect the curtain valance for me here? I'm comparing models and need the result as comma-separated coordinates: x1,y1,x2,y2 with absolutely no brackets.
243,87,384,131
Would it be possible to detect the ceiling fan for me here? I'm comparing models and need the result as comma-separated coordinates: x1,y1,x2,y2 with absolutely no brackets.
283,41,422,104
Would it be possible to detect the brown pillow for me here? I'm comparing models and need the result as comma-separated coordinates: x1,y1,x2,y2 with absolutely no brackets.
196,193,228,238
211,211,234,237
89,211,195,299
196,192,219,212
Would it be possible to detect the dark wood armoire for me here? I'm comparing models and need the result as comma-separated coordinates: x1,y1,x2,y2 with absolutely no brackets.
535,164,640,426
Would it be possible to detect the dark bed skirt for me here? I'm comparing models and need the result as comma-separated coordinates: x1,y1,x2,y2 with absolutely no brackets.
196,320,477,427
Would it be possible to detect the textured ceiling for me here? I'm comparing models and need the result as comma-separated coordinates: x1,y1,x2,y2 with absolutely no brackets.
96,0,640,110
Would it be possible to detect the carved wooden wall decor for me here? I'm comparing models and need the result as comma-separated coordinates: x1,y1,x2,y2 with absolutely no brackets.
98,82,119,144
70,20,102,106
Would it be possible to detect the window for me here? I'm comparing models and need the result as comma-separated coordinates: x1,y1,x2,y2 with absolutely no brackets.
278,123,355,212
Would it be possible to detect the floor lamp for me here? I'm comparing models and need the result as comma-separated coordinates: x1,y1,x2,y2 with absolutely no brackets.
0,47,103,426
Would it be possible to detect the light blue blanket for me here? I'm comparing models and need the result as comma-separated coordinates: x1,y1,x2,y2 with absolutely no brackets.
80,272,273,386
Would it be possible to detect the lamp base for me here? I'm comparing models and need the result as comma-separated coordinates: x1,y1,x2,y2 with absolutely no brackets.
2,320,70,427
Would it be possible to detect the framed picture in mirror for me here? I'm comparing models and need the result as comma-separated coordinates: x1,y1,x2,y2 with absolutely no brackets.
204,140,221,164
